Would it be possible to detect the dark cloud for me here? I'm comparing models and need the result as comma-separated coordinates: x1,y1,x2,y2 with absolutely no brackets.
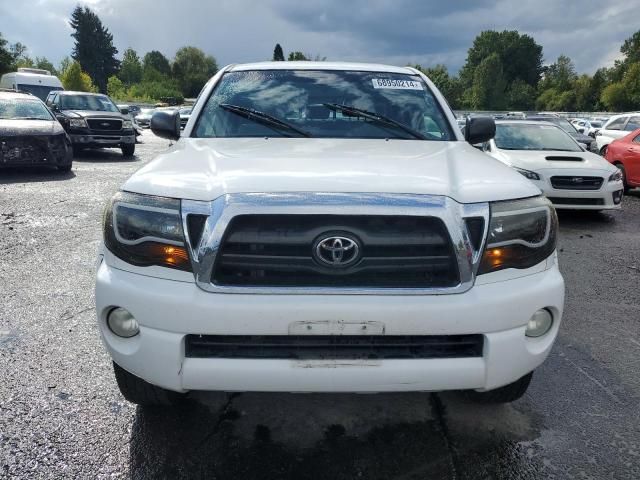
0,0,636,75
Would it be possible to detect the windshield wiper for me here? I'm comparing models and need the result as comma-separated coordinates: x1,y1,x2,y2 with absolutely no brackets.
323,103,427,140
220,104,311,137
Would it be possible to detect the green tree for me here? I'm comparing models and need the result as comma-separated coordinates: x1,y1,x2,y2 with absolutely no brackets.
468,53,507,110
0,33,14,75
507,79,536,110
143,50,171,76
58,56,71,76
61,61,96,92
411,64,462,107
460,30,543,88
34,57,56,75
69,5,119,93
172,46,217,97
107,75,125,99
601,83,628,111
273,43,284,61
288,51,309,61
540,55,577,91
119,48,142,85
620,31,640,68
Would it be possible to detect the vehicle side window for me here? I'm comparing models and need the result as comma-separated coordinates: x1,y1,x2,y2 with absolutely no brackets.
633,134,640,144
625,116,640,131
605,117,626,131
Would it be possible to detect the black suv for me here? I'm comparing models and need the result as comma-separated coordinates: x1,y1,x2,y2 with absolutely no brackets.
46,91,135,157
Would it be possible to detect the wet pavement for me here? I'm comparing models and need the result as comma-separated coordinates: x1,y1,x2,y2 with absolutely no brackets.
1,131,639,479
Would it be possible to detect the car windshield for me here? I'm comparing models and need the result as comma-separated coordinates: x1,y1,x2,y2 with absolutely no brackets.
555,118,578,134
193,70,454,140
179,107,192,114
60,94,119,112
138,108,155,115
495,124,582,152
590,121,602,128
0,98,54,120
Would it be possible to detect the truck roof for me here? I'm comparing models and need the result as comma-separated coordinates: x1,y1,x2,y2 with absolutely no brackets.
229,61,416,74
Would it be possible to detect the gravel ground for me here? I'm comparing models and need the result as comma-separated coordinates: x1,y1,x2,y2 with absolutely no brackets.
1,131,639,479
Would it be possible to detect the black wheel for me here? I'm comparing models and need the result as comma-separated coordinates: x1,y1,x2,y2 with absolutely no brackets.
599,145,608,157
616,163,630,194
113,362,185,406
465,372,533,404
57,163,72,173
121,144,135,158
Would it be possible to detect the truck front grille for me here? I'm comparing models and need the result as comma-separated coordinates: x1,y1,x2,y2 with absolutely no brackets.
185,334,484,360
87,118,122,131
211,214,459,288
550,176,603,190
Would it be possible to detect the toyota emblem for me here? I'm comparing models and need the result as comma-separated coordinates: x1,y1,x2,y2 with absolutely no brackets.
314,234,360,267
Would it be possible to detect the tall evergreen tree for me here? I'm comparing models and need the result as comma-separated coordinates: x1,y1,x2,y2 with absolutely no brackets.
273,44,284,61
69,6,119,93
142,50,171,76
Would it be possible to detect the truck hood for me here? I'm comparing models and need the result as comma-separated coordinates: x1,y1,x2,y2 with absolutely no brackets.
60,110,125,120
492,149,617,173
0,119,65,136
122,138,540,204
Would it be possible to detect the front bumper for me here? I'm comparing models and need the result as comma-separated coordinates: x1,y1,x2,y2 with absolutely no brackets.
96,259,565,393
528,169,623,210
69,133,135,148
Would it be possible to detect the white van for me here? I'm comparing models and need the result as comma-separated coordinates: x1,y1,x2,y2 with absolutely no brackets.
0,68,64,101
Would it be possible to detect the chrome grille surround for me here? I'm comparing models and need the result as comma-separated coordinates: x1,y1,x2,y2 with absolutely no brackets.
181,192,490,295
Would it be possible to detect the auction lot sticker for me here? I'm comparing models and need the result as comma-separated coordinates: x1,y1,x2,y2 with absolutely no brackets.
372,78,423,90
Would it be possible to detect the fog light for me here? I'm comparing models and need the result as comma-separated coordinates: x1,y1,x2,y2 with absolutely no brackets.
613,190,623,205
525,309,553,337
107,307,139,338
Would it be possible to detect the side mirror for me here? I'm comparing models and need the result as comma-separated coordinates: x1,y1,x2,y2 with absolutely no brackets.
465,117,496,145
151,110,181,141
120,107,129,115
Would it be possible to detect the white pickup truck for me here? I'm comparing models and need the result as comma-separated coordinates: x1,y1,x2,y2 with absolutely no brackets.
96,62,564,406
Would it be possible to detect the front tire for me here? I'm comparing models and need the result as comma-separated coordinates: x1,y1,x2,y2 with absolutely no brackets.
121,143,135,158
466,372,533,403
57,163,72,173
113,362,185,406
616,163,630,194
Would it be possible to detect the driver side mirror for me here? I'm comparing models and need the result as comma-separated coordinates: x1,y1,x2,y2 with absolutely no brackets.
465,117,496,145
151,110,181,141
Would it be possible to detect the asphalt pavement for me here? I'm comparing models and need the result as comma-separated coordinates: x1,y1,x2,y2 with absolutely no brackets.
1,131,639,479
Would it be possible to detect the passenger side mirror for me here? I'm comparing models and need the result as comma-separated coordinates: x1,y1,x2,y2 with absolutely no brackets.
119,107,129,115
465,117,496,145
151,110,181,141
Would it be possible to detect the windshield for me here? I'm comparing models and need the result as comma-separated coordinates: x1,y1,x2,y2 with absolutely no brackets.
138,108,155,115
17,84,62,101
590,121,602,128
193,70,454,140
0,98,54,120
495,124,582,152
555,118,578,134
179,107,192,114
60,94,119,112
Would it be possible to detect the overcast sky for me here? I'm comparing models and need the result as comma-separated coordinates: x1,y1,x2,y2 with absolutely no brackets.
0,0,637,74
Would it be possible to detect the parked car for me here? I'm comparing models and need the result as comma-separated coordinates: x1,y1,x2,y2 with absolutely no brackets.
0,68,64,101
584,120,604,137
45,91,136,157
526,115,596,151
179,106,192,129
604,128,640,193
117,104,143,138
481,120,623,210
134,108,155,128
595,113,640,156
96,62,565,407
0,90,72,171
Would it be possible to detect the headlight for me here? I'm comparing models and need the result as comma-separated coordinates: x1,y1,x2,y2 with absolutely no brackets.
478,196,558,274
513,167,540,181
609,170,623,182
103,191,191,271
122,120,133,129
69,118,87,128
